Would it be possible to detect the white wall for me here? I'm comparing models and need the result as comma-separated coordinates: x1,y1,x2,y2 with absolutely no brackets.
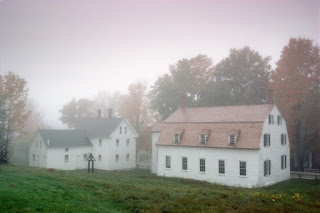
92,119,137,170
258,106,290,186
157,146,260,188
151,132,160,173
29,134,47,168
47,146,92,170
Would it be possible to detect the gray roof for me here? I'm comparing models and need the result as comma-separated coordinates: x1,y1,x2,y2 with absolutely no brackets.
75,117,124,138
39,129,92,148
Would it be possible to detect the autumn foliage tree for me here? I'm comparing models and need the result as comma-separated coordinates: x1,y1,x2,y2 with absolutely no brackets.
119,82,157,151
271,38,320,170
0,72,29,164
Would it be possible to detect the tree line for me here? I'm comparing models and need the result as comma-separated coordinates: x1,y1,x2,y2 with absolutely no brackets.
1,37,319,170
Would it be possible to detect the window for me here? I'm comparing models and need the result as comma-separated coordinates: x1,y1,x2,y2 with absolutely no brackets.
281,134,286,145
36,140,38,148
182,157,188,170
33,154,35,163
65,148,69,152
125,126,127,134
98,155,101,162
219,160,225,174
116,139,120,147
165,156,171,169
264,160,271,176
269,115,274,124
174,134,180,144
83,154,87,161
239,161,246,176
120,126,122,134
115,154,119,162
264,134,270,147
126,139,130,147
200,135,208,144
126,153,129,162
99,139,102,147
281,155,287,169
64,155,69,163
200,158,206,172
229,135,236,145
277,115,282,125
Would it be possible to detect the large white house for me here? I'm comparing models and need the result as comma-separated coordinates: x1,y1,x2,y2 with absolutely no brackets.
29,112,138,170
151,103,290,188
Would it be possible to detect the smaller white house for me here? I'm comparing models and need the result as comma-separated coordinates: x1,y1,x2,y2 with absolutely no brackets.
151,101,290,188
29,110,139,170
29,130,92,170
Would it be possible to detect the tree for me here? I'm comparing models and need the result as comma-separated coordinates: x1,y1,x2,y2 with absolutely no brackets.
149,55,215,120
59,98,95,129
213,46,271,105
93,91,123,117
0,72,29,164
271,38,320,170
119,82,157,151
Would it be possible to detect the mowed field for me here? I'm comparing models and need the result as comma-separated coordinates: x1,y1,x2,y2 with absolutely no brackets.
0,166,320,213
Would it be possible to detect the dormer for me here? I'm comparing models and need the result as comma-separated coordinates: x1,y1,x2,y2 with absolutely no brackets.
228,129,240,146
173,129,184,144
199,129,210,144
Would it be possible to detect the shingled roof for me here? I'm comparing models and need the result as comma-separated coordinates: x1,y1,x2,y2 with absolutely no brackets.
154,104,275,149
164,104,274,123
39,129,92,148
75,117,123,138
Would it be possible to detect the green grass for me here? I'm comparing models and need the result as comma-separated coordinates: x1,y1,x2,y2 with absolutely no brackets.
0,166,320,212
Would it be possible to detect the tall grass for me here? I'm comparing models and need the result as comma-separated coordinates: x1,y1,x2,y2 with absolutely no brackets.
0,165,319,212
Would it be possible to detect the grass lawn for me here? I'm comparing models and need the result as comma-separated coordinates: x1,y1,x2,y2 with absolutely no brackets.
0,165,320,212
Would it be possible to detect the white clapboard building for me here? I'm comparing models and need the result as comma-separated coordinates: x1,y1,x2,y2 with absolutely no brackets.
29,110,138,170
151,97,290,188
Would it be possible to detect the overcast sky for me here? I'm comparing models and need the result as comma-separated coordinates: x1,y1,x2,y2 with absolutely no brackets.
0,0,319,128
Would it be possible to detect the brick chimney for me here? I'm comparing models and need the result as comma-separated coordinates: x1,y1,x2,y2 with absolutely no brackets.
108,108,112,118
180,96,186,109
97,109,102,119
266,89,274,105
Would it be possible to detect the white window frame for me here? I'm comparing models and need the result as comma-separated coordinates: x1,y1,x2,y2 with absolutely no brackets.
116,139,120,148
120,126,122,134
264,160,271,176
126,153,129,162
126,139,130,147
200,134,208,144
218,160,225,174
125,126,127,134
33,154,35,163
277,115,282,125
281,134,286,145
264,134,270,147
83,153,87,161
165,156,171,169
229,135,236,145
115,154,119,162
269,115,274,124
182,157,188,171
239,161,246,176
99,139,102,147
199,158,206,173
281,155,287,169
173,134,180,144
65,148,69,152
64,155,69,164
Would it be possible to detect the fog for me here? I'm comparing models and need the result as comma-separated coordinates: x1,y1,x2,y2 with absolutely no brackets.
0,0,318,128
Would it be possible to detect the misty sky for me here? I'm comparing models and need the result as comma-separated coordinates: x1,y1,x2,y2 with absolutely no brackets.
0,0,319,128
